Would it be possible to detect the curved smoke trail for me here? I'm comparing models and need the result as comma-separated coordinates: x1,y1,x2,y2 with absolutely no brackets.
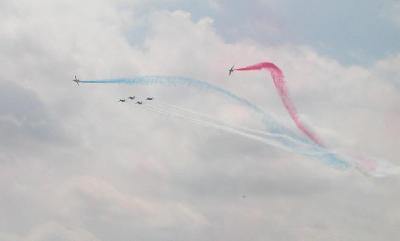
147,101,312,148
144,101,400,177
234,62,399,176
80,76,350,170
80,76,400,176
235,62,324,146
142,103,319,156
144,102,341,159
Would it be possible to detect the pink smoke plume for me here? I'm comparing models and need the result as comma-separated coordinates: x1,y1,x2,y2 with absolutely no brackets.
235,62,324,146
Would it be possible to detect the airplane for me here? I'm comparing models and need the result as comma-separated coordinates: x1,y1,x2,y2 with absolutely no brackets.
146,97,153,100
73,75,80,85
228,65,235,76
136,101,143,105
128,96,135,100
119,99,126,102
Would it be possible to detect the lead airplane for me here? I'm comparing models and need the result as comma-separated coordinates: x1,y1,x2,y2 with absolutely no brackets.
72,75,80,86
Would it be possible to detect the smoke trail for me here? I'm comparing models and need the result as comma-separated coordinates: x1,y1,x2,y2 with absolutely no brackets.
80,76,399,175
81,77,263,114
143,103,308,154
233,62,399,176
81,76,307,142
151,101,312,146
80,77,347,167
235,62,324,146
147,102,400,177
143,101,349,169
155,100,349,169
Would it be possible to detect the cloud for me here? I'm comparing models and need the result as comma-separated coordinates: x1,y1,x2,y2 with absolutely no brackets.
0,81,71,159
0,222,100,241
0,1,400,241
373,53,400,89
383,0,400,26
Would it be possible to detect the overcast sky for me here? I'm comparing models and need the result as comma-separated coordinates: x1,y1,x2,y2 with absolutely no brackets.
1,0,400,240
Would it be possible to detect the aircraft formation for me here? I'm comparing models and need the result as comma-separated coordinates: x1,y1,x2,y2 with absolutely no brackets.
118,96,152,104
73,75,153,105
73,66,234,104
73,65,234,104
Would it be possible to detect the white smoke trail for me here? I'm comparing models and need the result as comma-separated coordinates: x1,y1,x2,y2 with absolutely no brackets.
142,103,301,153
144,102,400,177
152,101,311,145
142,102,344,161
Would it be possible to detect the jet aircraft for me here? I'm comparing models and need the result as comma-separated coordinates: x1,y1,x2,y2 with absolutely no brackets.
73,75,80,85
228,65,235,76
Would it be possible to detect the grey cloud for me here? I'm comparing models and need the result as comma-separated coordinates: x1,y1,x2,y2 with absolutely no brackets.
0,81,67,150
0,1,400,241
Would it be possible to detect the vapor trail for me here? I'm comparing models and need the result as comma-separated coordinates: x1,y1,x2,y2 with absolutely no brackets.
235,62,323,146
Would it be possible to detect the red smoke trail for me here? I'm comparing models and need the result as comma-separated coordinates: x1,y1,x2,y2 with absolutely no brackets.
235,62,324,146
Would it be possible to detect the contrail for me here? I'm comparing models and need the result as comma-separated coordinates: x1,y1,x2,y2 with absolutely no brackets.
235,62,324,146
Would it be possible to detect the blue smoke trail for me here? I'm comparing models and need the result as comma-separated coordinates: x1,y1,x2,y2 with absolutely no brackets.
81,76,350,169
82,77,303,139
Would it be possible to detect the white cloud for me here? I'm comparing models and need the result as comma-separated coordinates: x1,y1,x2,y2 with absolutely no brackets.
0,1,400,240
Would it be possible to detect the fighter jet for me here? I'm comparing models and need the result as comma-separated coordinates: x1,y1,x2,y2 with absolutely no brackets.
228,65,235,76
146,97,153,100
72,75,80,85
128,96,135,100
119,99,126,102
136,101,143,105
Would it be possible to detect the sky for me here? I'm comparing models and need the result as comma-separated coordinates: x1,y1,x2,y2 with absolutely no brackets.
0,0,400,240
